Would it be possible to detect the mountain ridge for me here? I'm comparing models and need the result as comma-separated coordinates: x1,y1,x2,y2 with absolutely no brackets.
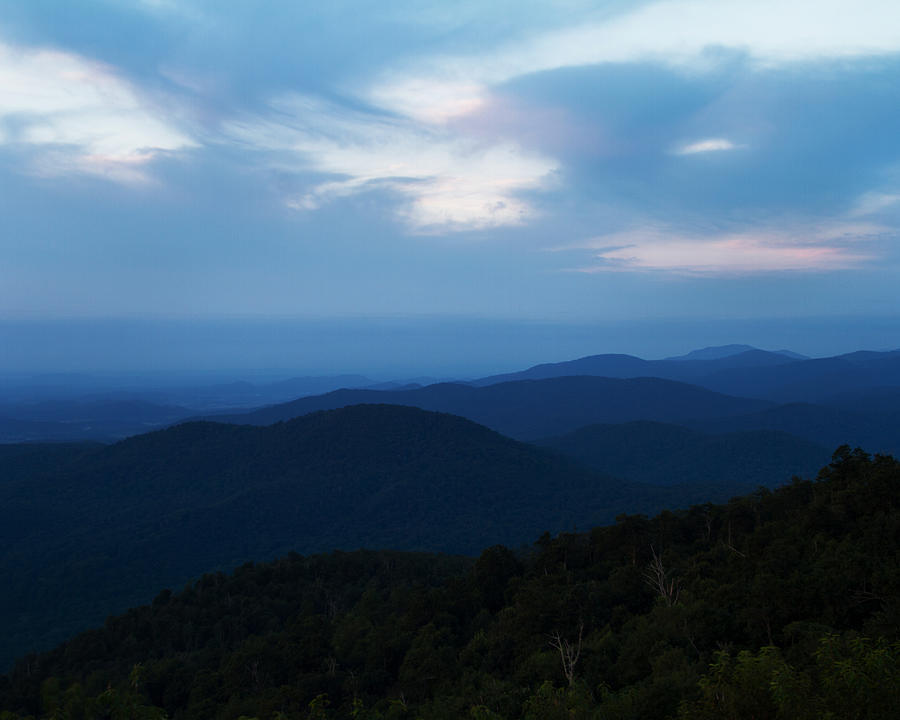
536,420,829,488
209,375,772,440
1,403,696,669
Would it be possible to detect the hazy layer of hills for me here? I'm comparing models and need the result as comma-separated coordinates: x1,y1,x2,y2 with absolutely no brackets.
0,374,447,443
470,346,799,386
470,346,900,404
0,399,192,443
3,345,899,446
2,343,899,673
208,351,900,455
663,343,807,361
210,376,771,440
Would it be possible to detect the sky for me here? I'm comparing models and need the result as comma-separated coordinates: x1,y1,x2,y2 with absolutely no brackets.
2,0,900,374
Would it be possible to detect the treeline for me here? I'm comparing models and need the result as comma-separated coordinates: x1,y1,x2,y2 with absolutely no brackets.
2,447,898,719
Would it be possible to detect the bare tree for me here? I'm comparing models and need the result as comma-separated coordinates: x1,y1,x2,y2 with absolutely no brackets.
549,622,583,686
643,545,680,606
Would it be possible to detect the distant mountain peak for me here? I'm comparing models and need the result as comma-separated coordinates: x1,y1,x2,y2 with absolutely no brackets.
775,349,809,360
664,345,760,362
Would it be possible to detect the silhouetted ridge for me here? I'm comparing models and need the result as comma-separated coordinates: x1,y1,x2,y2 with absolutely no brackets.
664,343,761,361
213,376,771,440
470,348,798,387
465,347,900,405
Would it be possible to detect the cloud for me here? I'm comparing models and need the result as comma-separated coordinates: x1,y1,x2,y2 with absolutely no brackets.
225,94,557,231
674,138,739,155
565,222,880,274
0,40,195,182
6,0,900,237
850,191,900,217
363,0,900,127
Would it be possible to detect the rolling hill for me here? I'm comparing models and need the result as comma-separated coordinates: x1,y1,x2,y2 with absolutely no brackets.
211,376,772,440
0,404,695,669
469,347,900,405
536,420,829,489
697,350,900,402
470,346,799,387
686,402,900,456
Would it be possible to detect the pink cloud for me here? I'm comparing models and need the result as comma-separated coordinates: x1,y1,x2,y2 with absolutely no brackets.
566,223,880,274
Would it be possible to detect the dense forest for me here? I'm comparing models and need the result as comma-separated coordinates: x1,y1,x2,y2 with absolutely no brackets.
2,446,897,719
0,404,676,668
3,403,822,670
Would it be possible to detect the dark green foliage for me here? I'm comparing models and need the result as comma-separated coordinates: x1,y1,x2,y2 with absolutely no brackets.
679,635,900,720
2,447,898,719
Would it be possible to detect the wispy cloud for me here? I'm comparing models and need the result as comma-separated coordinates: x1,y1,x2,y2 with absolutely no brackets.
6,0,900,238
674,138,739,155
850,191,900,217
225,94,557,231
0,40,195,182
564,222,880,274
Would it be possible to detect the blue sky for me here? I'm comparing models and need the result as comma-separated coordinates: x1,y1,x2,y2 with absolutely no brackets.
2,1,900,372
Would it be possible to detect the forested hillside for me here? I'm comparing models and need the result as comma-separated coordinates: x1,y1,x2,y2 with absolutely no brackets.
2,405,695,669
3,447,897,719
535,421,828,487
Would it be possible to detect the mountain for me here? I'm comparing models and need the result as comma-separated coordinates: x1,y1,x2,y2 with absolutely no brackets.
694,352,900,402
0,377,392,442
822,386,900,415
775,348,809,360
164,375,378,411
469,348,900,405
662,343,807,362
686,402,900,456
536,420,829,489
3,449,896,720
4,346,896,443
470,348,799,387
663,343,762,361
471,354,654,386
0,374,384,417
147,375,448,410
0,403,699,669
211,376,772,440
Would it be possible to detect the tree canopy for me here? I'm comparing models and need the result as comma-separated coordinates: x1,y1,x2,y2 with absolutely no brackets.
2,446,897,719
